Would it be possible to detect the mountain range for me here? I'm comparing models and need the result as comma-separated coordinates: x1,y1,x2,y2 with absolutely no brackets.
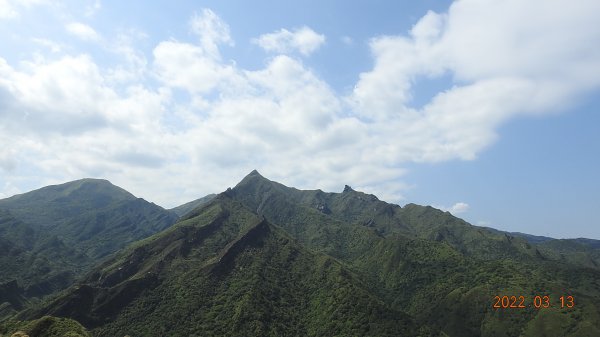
1,171,599,336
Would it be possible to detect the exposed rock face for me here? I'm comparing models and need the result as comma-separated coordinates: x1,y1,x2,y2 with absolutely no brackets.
315,203,331,214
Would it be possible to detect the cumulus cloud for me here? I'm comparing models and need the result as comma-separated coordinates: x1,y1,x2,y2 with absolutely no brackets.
2,2,600,208
0,54,119,134
437,202,470,215
66,22,101,41
189,9,233,59
253,26,325,56
153,41,242,95
351,0,600,162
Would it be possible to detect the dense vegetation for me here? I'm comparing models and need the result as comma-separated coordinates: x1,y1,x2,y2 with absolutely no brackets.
18,197,430,336
2,171,600,336
0,316,90,337
0,179,177,318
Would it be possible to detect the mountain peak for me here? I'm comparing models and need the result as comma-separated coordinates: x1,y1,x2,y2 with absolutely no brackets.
343,185,354,193
236,169,271,187
247,169,262,177
0,178,139,229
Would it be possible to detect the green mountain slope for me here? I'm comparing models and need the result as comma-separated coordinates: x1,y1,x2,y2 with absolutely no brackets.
0,315,91,337
0,179,135,227
8,171,600,336
0,179,178,260
0,210,87,317
23,195,433,336
169,193,216,217
225,171,600,336
0,179,178,310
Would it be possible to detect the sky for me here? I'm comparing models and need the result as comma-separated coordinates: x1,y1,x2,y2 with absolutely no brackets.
0,0,599,239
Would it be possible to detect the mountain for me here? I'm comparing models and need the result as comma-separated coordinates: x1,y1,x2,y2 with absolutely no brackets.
20,194,432,336
0,179,178,260
169,193,216,217
0,179,178,308
0,179,135,227
221,171,600,336
8,171,600,336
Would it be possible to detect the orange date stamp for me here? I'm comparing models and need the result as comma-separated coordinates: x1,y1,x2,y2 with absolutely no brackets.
493,295,575,309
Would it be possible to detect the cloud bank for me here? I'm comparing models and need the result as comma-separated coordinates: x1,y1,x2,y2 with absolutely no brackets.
1,0,599,208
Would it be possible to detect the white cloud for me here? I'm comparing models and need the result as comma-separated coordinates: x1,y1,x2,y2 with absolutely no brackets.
31,37,62,53
351,0,600,163
0,0,18,19
2,54,119,133
0,136,17,172
341,36,353,46
189,9,233,59
66,22,101,41
438,202,470,215
2,2,600,209
253,26,325,56
0,181,21,198
106,30,149,83
152,40,243,95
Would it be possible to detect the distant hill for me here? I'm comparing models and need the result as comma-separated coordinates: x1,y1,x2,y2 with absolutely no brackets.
17,171,600,336
0,179,178,315
169,193,216,217
0,179,135,227
0,179,177,260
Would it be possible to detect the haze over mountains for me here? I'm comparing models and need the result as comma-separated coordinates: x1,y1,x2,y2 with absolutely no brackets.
1,171,600,336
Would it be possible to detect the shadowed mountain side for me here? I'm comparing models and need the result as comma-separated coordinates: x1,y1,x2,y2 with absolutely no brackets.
23,195,433,336
51,197,178,260
0,210,87,306
0,179,178,313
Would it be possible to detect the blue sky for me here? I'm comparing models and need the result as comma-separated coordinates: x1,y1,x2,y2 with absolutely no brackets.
0,0,599,239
